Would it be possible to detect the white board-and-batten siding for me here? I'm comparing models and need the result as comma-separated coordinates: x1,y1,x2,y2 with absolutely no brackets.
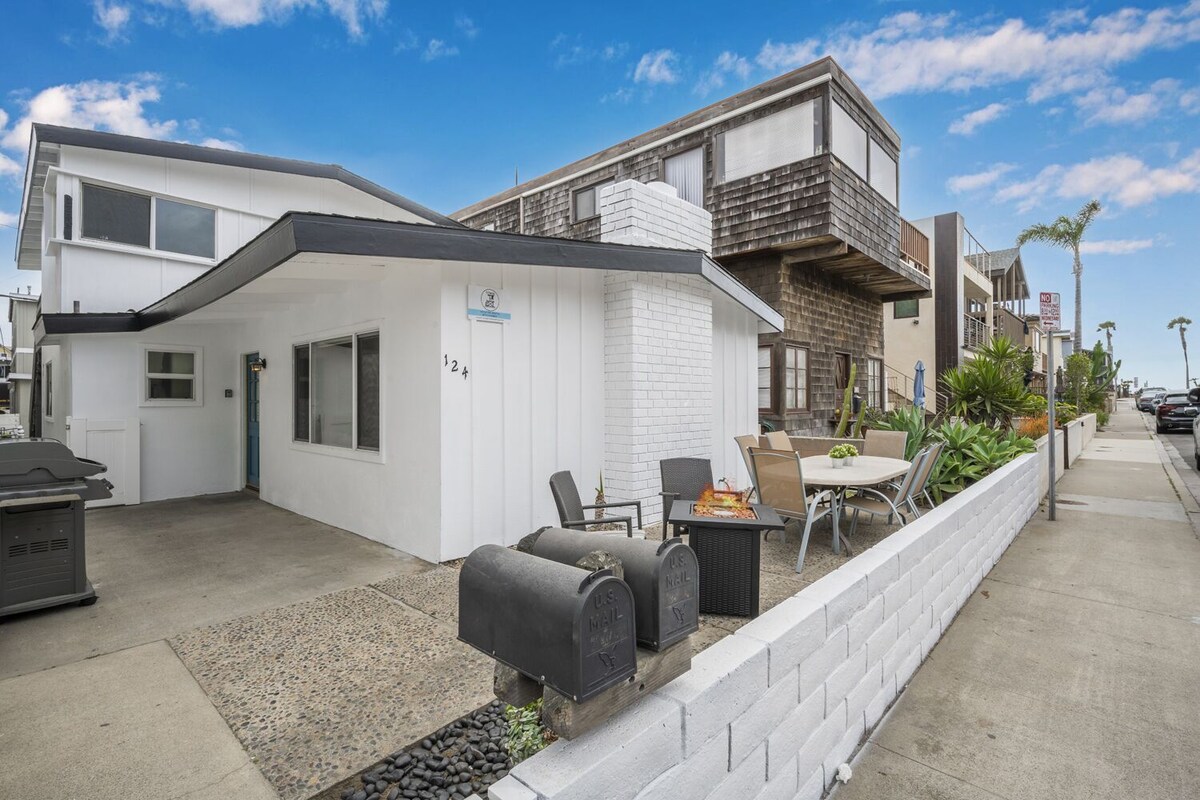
438,263,606,561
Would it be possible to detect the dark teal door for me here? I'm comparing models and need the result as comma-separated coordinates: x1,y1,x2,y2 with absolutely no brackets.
245,353,260,489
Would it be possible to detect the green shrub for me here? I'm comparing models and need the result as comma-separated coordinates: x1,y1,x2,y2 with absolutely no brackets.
1096,409,1111,427
505,700,552,764
829,444,858,459
925,421,1036,503
872,406,932,461
941,336,1040,428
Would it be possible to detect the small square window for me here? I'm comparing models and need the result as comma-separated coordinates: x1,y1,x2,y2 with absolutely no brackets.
573,179,614,221
144,347,201,404
784,346,808,410
894,299,919,319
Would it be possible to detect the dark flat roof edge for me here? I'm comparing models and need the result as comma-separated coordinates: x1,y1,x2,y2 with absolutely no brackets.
453,56,899,219
44,213,779,334
30,124,462,228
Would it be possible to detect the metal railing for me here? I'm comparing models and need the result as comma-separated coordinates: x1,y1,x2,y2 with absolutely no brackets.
963,313,990,350
961,225,992,283
899,218,930,274
884,362,950,412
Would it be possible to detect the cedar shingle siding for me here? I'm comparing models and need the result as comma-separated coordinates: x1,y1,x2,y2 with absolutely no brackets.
456,58,927,435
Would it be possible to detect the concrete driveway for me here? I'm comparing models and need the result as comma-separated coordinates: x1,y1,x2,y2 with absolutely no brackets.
0,492,491,800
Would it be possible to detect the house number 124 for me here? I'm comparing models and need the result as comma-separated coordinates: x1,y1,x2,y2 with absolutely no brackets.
444,354,469,380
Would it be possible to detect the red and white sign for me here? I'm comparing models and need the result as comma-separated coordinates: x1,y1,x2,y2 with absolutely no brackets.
1039,291,1061,331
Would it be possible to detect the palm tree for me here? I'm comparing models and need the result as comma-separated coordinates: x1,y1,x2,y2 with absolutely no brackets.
1017,200,1102,351
1168,316,1192,388
1096,321,1116,358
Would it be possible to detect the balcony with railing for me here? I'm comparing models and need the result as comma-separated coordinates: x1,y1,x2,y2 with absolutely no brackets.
899,218,929,275
992,304,1025,344
963,313,990,351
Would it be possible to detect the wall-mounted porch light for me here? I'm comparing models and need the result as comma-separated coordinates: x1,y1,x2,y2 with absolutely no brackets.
249,356,267,373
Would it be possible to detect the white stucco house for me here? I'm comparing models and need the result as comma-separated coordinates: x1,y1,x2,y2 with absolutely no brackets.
14,125,780,562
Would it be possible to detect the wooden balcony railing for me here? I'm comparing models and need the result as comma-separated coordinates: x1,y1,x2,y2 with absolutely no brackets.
899,218,929,274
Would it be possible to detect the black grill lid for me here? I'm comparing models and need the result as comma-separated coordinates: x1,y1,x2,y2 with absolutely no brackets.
0,439,109,486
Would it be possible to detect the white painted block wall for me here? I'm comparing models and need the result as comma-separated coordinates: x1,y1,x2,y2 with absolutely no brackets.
490,450,1043,800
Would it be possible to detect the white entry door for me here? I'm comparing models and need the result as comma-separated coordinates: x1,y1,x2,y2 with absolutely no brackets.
67,417,141,507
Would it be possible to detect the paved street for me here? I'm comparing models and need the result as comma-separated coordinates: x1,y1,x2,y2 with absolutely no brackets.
834,401,1200,800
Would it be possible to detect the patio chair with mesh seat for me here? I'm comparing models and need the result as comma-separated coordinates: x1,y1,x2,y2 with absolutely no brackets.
909,440,944,514
843,446,930,535
734,435,760,499
549,470,642,537
747,447,834,573
763,430,792,450
864,429,908,461
660,457,715,540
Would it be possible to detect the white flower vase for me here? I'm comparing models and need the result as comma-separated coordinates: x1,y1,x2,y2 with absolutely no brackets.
845,455,856,467
830,457,846,469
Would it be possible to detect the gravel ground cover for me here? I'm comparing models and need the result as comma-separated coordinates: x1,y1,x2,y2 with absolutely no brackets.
330,702,511,800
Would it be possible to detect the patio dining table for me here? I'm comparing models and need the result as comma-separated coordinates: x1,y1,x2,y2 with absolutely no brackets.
799,455,911,555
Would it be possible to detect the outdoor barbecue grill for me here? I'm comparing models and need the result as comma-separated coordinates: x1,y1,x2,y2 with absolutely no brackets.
0,439,113,618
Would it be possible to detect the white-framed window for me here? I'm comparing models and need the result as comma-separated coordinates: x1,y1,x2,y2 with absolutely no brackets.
573,179,615,222
717,100,820,183
831,101,868,179
44,361,53,420
663,147,705,207
293,331,380,452
142,346,202,406
868,140,898,207
82,182,216,259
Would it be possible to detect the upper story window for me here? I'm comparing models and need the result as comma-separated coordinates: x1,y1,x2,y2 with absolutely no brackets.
717,99,820,184
663,148,705,207
832,100,900,207
573,179,615,222
831,102,868,178
868,140,898,207
82,183,216,259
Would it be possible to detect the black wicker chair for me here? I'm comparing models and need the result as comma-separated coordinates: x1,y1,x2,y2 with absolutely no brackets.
549,470,642,537
659,457,714,540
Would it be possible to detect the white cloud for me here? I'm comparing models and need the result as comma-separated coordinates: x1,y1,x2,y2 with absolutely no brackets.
601,87,634,104
0,210,19,227
0,153,20,177
0,77,178,151
1074,85,1161,124
549,35,628,67
996,150,1200,210
948,102,1009,135
633,49,680,85
455,14,479,40
695,51,752,96
757,4,1200,100
947,163,1015,193
200,137,243,150
1181,87,1200,113
94,1,132,42
152,0,388,38
1079,238,1155,254
422,39,458,61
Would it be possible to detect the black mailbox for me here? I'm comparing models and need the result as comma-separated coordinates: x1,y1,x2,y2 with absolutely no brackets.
524,528,699,651
458,545,637,702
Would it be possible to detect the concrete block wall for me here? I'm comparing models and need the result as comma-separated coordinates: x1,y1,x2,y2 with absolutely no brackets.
600,179,716,525
491,450,1042,800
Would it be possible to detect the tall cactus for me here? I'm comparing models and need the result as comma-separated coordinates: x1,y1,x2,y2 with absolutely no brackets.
834,363,858,439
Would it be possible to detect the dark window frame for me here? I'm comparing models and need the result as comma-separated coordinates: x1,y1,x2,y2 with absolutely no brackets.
572,178,616,223
292,330,381,453
757,344,773,413
783,344,810,412
893,298,919,319
81,181,217,260
867,358,884,409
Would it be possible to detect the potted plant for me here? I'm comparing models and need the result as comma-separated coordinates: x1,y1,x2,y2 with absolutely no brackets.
843,443,859,466
829,444,855,469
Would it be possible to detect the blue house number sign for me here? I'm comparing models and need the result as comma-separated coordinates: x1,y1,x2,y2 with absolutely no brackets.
467,285,510,323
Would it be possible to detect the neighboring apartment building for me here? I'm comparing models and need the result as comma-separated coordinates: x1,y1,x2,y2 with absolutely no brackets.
883,213,1029,410
6,289,39,429
13,124,779,560
455,57,932,434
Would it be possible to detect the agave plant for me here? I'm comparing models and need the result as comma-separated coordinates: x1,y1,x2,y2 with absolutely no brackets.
940,335,1038,428
871,405,933,461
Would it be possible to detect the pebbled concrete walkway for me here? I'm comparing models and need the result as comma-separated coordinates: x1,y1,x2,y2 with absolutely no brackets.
834,401,1200,800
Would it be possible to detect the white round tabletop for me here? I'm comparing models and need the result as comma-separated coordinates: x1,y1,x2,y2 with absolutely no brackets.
799,455,911,488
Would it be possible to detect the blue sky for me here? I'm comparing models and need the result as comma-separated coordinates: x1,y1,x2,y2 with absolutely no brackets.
1,0,1198,386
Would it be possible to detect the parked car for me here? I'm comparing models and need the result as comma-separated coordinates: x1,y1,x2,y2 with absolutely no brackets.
1154,390,1200,433
1138,388,1167,412
1193,414,1200,469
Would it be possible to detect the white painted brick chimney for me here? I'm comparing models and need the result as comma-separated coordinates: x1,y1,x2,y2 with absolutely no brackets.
599,180,716,526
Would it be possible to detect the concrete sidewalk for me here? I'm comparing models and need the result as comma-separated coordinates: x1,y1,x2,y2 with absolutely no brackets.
834,401,1200,800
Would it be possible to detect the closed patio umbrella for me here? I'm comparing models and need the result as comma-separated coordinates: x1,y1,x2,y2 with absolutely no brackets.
913,361,926,409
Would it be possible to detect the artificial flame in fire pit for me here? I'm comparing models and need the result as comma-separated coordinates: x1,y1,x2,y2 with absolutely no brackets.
693,485,757,520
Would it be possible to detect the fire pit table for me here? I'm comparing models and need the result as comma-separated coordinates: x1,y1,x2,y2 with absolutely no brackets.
667,500,783,618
